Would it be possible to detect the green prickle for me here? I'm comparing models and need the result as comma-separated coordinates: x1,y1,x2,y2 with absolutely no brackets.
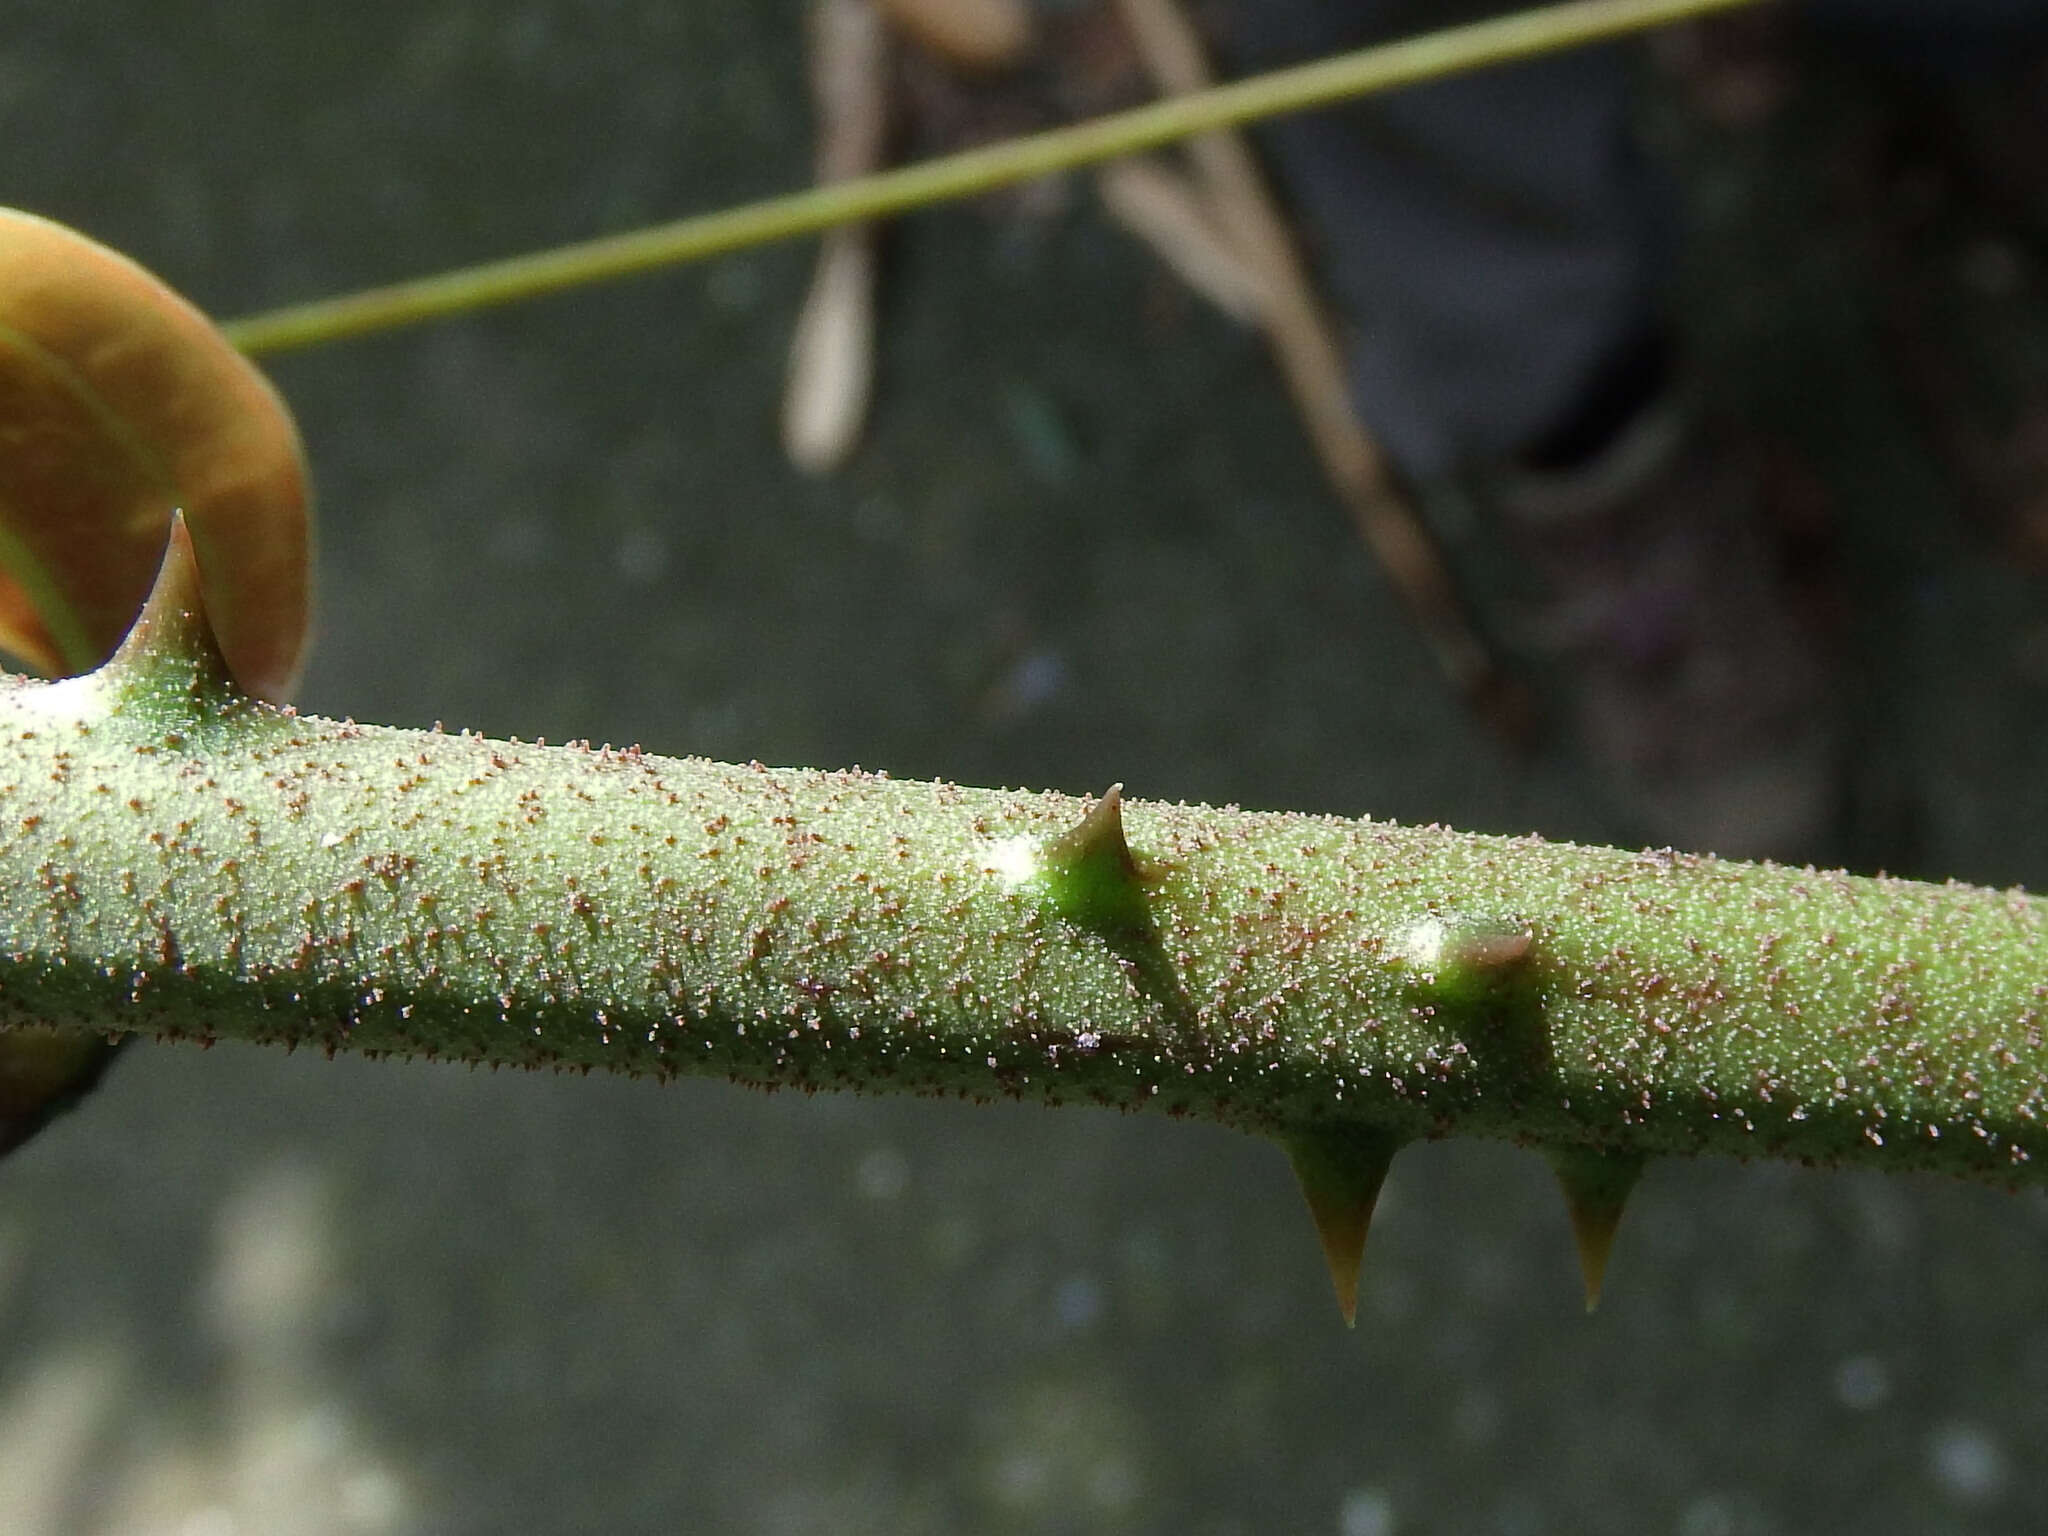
97,516,241,710
1033,784,1155,939
1282,1127,1403,1328
1546,1146,1646,1311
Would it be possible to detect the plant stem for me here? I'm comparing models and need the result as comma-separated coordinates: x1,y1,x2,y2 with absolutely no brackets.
220,0,1765,356
3,538,2043,1194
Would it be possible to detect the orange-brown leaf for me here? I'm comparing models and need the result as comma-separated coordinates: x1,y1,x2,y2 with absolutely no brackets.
0,207,310,701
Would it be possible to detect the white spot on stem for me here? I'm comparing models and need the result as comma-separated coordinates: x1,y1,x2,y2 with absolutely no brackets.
985,835,1040,890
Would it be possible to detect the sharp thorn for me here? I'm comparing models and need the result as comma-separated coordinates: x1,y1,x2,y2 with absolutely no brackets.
101,513,235,696
0,1033,129,1160
1546,1145,1645,1313
1038,784,1153,937
1282,1127,1400,1328
1045,784,1134,869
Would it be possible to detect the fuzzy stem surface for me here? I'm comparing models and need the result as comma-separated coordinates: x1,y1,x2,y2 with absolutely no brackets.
0,609,2043,1188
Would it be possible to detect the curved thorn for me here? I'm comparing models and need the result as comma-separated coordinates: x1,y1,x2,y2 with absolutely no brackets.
95,513,241,714
0,1033,127,1161
1037,784,1153,938
105,514,215,667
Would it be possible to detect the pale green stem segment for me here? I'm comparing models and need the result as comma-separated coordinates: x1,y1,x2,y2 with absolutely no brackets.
1,533,2045,1206
220,0,1766,356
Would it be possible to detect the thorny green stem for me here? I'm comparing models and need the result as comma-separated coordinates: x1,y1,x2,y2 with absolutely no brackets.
220,0,1766,356
3,535,2046,1206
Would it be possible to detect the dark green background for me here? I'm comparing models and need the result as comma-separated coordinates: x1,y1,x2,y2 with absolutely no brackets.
3,4,2045,1532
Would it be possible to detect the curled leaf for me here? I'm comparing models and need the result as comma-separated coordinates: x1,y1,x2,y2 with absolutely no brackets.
0,207,310,700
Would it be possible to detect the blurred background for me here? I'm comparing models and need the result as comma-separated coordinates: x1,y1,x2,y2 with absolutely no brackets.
5,2,2048,1531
